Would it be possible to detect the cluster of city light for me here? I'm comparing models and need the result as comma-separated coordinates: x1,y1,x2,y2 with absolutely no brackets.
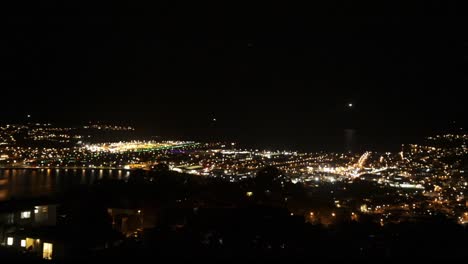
1,124,468,225
84,141,197,153
83,124,135,131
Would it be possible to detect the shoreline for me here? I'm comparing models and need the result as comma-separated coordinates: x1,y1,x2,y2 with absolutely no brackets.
0,166,134,171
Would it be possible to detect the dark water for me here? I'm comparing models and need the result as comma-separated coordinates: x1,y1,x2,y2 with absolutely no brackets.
184,129,419,153
0,169,130,202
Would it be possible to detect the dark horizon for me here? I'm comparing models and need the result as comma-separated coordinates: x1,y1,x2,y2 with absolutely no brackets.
1,115,464,153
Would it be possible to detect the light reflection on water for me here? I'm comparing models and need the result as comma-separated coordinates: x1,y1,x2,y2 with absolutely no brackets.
0,169,130,202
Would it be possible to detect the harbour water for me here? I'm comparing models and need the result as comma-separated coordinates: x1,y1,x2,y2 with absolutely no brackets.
0,169,130,202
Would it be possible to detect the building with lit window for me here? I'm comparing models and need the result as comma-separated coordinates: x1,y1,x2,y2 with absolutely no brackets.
3,232,56,260
0,204,57,227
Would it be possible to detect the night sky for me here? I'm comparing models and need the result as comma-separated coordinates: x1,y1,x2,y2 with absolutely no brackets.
1,1,466,151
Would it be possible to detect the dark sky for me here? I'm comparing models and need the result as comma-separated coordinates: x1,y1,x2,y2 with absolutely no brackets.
1,1,467,151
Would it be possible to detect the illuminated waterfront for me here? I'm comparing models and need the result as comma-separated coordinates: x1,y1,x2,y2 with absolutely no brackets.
1,124,468,226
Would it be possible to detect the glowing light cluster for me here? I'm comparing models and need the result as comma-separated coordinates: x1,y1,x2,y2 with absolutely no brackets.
84,141,197,153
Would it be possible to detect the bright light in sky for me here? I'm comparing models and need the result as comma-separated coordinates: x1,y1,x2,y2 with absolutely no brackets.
348,103,353,108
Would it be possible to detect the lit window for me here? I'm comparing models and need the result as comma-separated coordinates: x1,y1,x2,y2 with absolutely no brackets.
21,211,31,219
34,206,39,214
26,238,35,249
43,242,53,260
7,237,13,246
21,240,26,247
